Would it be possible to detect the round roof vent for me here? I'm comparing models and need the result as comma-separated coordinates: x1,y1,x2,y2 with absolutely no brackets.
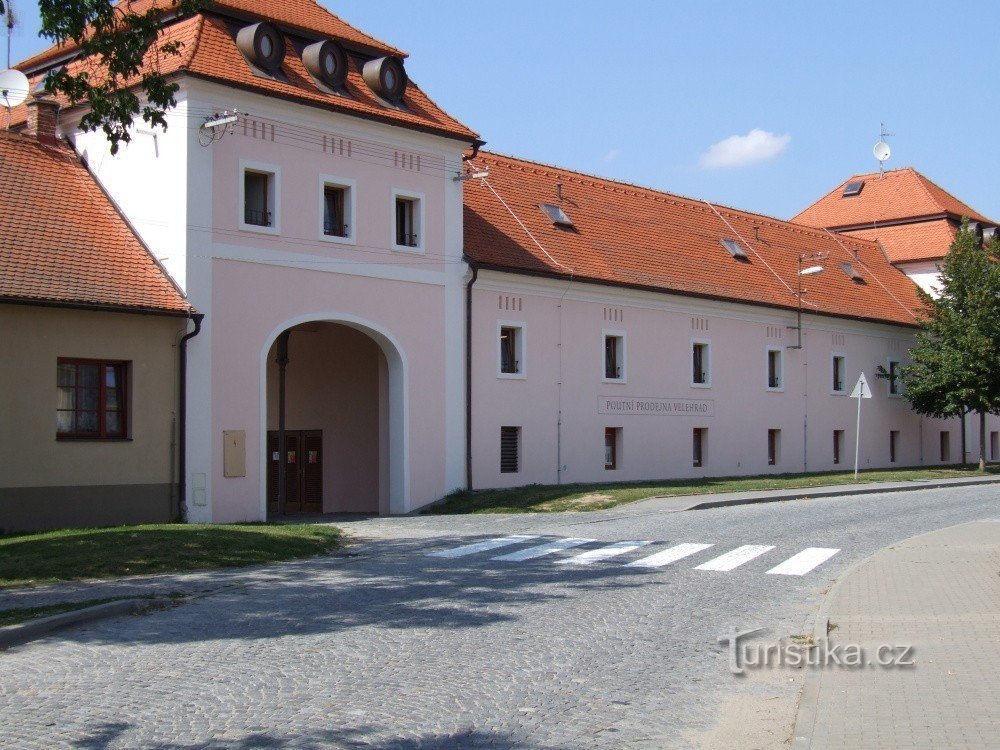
236,22,286,72
362,56,407,103
302,40,348,90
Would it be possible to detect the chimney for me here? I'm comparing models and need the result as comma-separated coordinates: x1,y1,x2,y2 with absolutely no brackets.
26,95,60,146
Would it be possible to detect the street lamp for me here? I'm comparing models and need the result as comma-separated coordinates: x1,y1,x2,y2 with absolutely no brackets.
790,253,828,349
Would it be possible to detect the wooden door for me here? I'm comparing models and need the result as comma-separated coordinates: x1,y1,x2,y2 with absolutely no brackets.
267,430,322,514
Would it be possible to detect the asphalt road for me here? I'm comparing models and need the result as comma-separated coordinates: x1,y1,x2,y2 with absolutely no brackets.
1,485,996,749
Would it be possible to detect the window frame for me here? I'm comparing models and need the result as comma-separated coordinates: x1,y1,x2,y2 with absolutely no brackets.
604,427,620,470
886,358,902,397
318,174,357,245
833,429,844,465
693,427,706,468
767,428,780,466
765,345,785,392
56,358,130,440
889,430,900,463
939,431,951,462
391,188,425,253
500,425,521,474
239,159,281,235
691,338,712,388
497,320,527,379
602,329,627,383
831,353,847,395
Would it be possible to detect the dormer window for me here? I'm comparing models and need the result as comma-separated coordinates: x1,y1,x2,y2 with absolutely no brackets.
841,263,865,283
720,238,748,261
842,181,864,197
540,203,573,227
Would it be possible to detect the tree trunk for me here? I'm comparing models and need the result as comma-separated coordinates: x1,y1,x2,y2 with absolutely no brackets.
979,410,987,472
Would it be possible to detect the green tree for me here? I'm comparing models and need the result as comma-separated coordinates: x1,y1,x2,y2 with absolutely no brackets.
14,1,212,153
887,220,1000,470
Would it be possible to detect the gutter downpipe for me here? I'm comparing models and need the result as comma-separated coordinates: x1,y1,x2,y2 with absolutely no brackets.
465,258,479,490
177,312,205,523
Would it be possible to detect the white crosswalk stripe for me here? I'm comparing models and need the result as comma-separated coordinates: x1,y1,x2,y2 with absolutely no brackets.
492,537,595,562
427,535,538,558
694,545,776,572
556,540,652,565
766,547,840,576
627,543,714,568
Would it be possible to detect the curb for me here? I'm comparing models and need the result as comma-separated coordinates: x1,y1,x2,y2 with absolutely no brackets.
677,475,1000,512
0,598,158,649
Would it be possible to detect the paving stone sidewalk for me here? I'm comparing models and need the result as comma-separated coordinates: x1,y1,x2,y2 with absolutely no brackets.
793,519,1000,749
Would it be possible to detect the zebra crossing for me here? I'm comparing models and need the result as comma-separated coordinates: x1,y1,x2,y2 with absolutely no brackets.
428,535,840,577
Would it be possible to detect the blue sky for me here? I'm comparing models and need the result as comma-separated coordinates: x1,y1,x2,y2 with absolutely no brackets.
7,1,999,220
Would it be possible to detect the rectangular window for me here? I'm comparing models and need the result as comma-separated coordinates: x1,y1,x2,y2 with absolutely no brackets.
767,429,780,466
767,347,783,390
395,196,418,247
323,185,348,238
692,341,710,386
693,428,706,468
833,430,844,465
244,170,272,227
832,355,846,393
604,334,624,380
991,431,998,461
500,426,520,473
939,431,951,462
499,325,523,375
57,359,128,439
605,427,619,470
887,360,901,396
890,430,899,463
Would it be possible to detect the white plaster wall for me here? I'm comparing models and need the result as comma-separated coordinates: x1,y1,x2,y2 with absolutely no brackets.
898,261,943,297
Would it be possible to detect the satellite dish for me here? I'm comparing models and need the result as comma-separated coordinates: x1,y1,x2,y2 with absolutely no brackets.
0,69,29,108
873,140,891,163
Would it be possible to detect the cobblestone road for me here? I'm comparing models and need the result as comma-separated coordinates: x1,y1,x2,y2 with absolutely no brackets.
1,485,996,749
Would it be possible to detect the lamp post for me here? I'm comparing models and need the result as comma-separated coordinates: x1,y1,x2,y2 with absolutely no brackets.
790,253,828,349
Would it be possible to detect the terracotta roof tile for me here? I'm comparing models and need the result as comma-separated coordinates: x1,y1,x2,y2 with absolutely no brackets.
0,131,191,314
14,1,477,143
464,152,925,327
844,220,957,264
793,167,994,230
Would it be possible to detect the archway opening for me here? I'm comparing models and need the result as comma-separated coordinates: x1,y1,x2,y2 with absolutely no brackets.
264,321,393,515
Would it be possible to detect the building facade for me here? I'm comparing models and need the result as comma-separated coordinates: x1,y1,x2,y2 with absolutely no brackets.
7,0,997,526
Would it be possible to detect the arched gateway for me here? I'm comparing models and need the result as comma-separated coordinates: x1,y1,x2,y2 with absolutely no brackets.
259,314,409,517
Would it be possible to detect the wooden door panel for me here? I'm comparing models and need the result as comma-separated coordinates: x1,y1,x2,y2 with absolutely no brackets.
302,430,323,513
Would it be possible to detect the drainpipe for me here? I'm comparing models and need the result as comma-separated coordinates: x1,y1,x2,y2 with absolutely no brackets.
465,258,479,490
276,329,292,515
177,312,205,523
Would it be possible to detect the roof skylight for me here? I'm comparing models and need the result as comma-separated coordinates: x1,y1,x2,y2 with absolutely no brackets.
841,262,865,283
540,203,573,227
842,181,864,197
720,238,749,261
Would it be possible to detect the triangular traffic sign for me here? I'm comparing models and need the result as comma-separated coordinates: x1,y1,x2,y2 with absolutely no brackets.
850,372,872,399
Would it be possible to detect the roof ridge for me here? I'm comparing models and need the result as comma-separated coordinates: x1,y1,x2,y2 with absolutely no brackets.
181,12,207,69
478,149,881,251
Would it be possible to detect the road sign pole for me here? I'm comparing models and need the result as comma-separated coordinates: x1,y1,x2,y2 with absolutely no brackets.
854,389,862,480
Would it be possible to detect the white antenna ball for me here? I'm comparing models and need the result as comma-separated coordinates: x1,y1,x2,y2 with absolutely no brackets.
0,69,29,108
873,140,891,162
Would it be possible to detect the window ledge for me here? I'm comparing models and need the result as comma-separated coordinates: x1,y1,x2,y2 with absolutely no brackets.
497,372,527,380
766,386,785,393
690,382,712,389
239,222,280,236
601,377,627,385
391,243,424,254
319,233,356,246
56,436,133,443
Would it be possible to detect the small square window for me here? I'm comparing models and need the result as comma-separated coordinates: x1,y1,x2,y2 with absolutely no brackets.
605,427,620,470
766,347,783,390
395,195,420,248
540,203,573,227
57,359,128,439
767,429,780,466
693,428,706,468
842,180,864,197
500,426,520,473
692,341,711,387
604,333,625,381
832,355,846,393
498,324,525,377
720,238,749,261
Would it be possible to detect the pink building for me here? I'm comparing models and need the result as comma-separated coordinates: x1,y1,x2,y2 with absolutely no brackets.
9,1,996,524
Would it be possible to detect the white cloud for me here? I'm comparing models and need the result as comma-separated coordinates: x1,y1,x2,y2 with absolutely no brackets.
603,148,620,163
699,129,791,169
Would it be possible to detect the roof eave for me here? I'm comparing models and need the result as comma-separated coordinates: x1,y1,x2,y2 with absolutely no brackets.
0,296,194,318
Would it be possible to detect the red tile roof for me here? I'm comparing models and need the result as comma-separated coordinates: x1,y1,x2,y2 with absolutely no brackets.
464,152,925,327
0,131,192,314
793,167,994,230
13,1,478,144
845,220,958,265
